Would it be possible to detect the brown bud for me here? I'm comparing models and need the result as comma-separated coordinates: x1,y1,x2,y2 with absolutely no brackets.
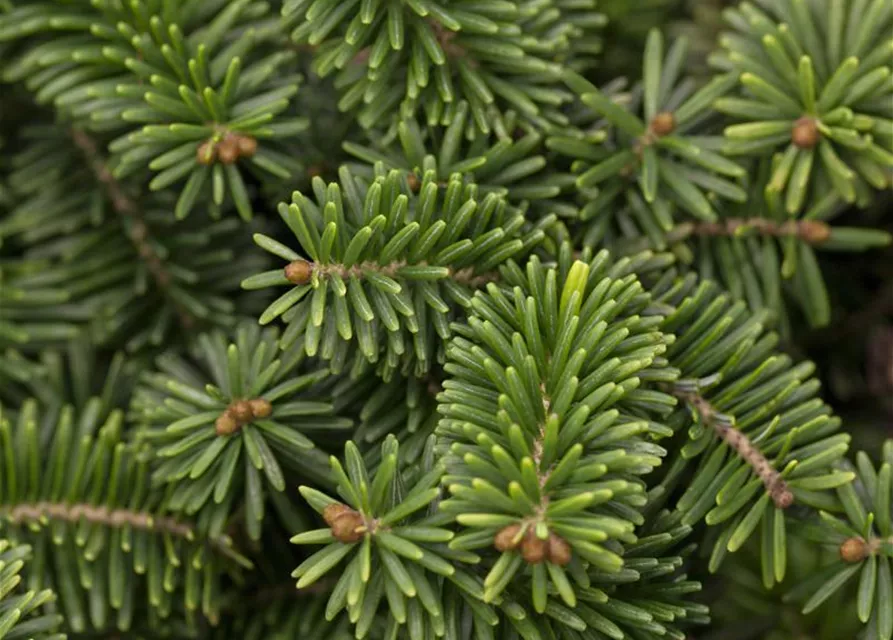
236,135,258,158
323,503,364,543
792,117,820,149
799,220,831,244
494,523,523,552
773,488,795,509
248,398,273,419
546,533,572,566
196,141,217,165
332,513,364,542
284,259,314,284
230,400,253,423
840,537,869,563
406,173,421,193
217,136,240,164
520,529,547,564
323,503,353,527
650,112,676,137
215,413,239,436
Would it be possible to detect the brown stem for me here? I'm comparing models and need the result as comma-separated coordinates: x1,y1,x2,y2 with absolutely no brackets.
285,258,499,289
673,388,794,509
676,218,831,245
4,501,214,545
532,386,553,490
69,129,194,329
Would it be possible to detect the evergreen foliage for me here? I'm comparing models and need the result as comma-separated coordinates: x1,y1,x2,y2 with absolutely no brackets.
0,538,64,639
0,0,891,639
246,167,546,377
0,400,250,634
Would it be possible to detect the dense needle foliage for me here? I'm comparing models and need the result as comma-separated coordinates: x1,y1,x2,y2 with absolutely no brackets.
0,1,891,639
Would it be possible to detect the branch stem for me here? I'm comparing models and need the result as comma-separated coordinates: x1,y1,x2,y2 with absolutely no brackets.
674,218,830,244
673,388,794,509
7,501,191,541
69,129,194,328
286,258,499,288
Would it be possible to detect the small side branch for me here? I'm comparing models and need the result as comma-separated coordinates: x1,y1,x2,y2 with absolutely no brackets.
673,387,794,509
4,501,215,545
675,218,831,244
3,501,248,565
70,129,194,328
285,258,499,289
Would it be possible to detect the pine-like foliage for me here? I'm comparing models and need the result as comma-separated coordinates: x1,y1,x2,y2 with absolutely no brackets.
246,167,545,377
0,538,64,639
1,0,891,639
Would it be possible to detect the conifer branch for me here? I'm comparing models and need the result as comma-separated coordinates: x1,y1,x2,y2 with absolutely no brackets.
671,387,794,509
2,1,889,636
70,129,194,329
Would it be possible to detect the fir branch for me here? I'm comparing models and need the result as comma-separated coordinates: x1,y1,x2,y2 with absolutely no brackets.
285,0,602,135
246,168,541,377
292,437,460,630
795,442,892,627
0,1,307,219
0,402,252,631
70,128,194,329
439,257,673,607
715,0,893,213
2,1,892,637
131,322,348,541
670,386,795,509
